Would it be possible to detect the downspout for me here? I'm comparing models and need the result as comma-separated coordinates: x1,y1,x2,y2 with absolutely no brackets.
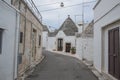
13,10,20,80
30,22,32,69
23,6,27,55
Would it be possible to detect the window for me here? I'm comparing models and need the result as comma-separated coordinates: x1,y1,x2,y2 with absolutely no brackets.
18,53,22,64
39,35,41,46
20,32,23,43
0,28,3,54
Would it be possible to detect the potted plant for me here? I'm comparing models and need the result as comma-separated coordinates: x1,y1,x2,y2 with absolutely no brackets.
71,47,76,54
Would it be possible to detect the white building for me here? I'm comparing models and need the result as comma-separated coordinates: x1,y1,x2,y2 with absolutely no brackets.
76,21,94,63
94,0,120,79
42,25,49,49
0,0,20,80
47,15,78,53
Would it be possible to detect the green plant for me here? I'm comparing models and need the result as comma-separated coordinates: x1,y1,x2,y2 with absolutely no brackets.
71,47,76,54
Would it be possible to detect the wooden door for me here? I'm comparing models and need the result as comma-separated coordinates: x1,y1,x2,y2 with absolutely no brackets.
57,39,63,51
66,43,71,52
108,27,120,79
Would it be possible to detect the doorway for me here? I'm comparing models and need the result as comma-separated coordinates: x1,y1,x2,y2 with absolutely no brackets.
57,38,63,51
65,43,71,52
108,27,120,79
32,29,37,60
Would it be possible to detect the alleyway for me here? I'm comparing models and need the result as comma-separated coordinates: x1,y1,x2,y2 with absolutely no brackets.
25,50,98,80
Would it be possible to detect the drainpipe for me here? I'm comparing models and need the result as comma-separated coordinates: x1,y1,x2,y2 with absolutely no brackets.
13,9,20,80
82,0,84,60
23,5,27,56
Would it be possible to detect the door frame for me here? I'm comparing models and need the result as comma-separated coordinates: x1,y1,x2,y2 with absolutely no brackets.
108,27,120,79
57,38,63,51
32,29,37,60
65,43,71,52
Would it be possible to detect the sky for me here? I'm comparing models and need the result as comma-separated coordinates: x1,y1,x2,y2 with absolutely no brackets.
34,0,96,30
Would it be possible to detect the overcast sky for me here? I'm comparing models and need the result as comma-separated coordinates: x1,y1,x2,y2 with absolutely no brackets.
34,0,96,30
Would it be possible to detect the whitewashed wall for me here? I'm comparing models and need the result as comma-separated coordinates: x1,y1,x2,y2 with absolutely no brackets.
76,37,83,59
0,1,19,80
56,31,76,52
82,38,93,62
47,37,56,51
42,31,48,49
76,37,93,62
94,0,120,72
47,31,76,52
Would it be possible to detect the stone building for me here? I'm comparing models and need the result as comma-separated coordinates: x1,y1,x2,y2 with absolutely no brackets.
11,0,43,79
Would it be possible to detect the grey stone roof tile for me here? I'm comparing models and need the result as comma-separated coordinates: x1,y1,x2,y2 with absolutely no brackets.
48,16,78,37
58,16,78,36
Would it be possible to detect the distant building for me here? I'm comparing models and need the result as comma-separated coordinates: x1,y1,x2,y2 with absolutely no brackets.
94,0,120,79
76,21,94,63
42,25,49,49
47,15,78,53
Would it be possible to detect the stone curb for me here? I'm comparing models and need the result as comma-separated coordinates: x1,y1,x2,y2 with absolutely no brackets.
18,55,45,80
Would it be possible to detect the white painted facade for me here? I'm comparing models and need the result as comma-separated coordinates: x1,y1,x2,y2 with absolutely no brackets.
82,38,93,61
0,1,20,80
42,31,48,49
94,0,120,79
46,16,78,53
47,30,76,52
47,37,56,51
76,35,93,62
56,31,76,52
76,37,83,59
76,20,94,63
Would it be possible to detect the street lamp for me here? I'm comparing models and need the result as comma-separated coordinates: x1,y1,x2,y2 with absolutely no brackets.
82,0,84,32
60,2,64,7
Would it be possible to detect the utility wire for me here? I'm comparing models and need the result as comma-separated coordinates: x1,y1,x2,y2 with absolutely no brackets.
40,1,96,12
37,0,72,7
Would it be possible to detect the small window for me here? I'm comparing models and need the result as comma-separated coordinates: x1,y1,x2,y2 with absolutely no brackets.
18,53,22,64
20,32,23,43
0,28,3,54
39,35,41,46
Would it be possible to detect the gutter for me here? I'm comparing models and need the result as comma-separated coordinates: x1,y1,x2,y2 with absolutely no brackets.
94,2,120,24
93,0,101,10
1,0,20,13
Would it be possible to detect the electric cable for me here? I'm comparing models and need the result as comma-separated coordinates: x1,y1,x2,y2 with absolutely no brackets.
37,0,73,7
39,1,96,12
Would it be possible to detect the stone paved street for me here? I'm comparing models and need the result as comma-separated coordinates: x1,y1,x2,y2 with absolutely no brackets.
25,50,98,80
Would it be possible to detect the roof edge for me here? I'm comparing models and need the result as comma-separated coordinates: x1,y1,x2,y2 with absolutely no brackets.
93,0,101,10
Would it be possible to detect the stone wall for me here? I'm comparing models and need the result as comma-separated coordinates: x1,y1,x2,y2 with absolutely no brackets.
12,0,43,77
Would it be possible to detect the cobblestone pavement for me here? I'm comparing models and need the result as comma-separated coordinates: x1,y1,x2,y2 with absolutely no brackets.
25,50,98,80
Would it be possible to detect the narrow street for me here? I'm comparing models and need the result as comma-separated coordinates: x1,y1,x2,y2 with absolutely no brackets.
25,50,98,80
